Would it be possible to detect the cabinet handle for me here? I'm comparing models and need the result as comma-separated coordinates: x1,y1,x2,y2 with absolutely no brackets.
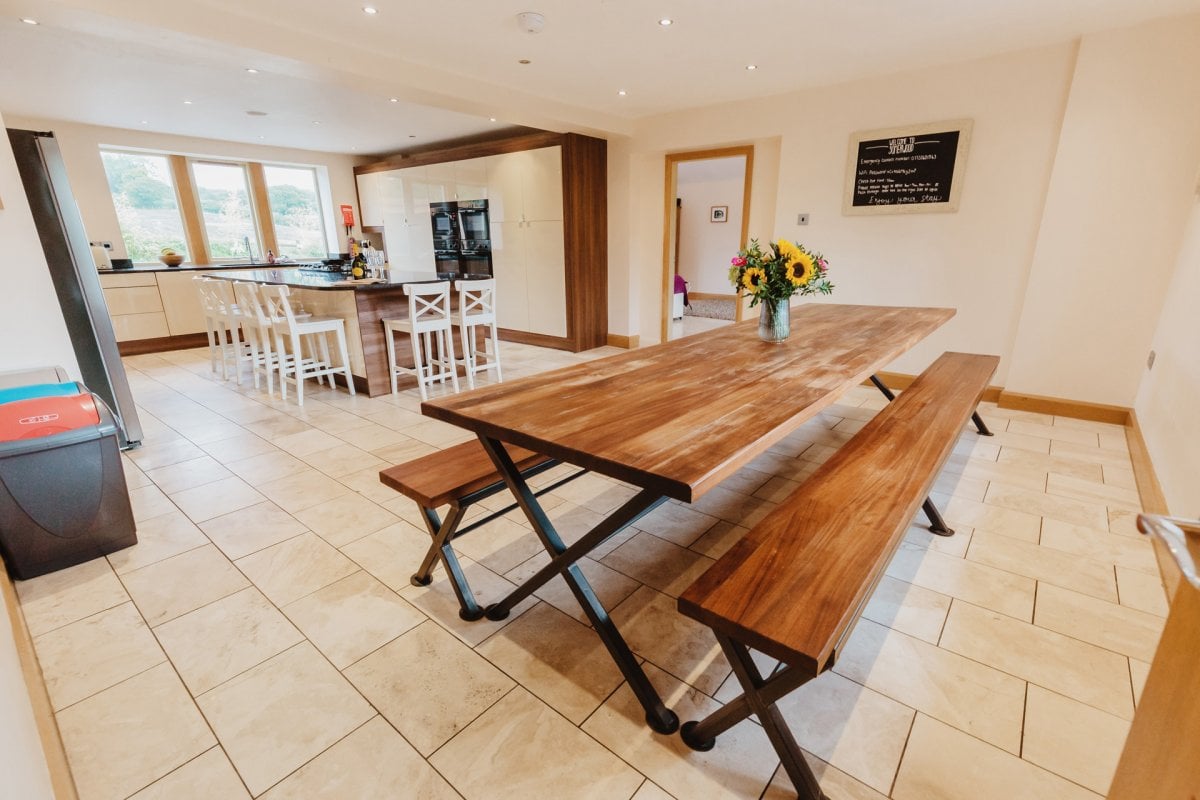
1138,514,1200,590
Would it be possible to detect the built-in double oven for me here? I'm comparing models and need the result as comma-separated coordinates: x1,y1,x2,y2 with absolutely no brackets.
430,199,492,278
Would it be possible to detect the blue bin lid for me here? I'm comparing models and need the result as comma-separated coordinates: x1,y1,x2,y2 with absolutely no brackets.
0,382,81,406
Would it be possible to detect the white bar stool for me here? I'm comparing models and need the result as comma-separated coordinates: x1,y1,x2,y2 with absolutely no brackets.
453,278,503,389
232,281,287,397
259,284,356,406
383,281,460,400
194,276,224,377
209,279,253,385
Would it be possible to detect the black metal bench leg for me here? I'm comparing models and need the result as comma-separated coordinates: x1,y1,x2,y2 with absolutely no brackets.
971,410,994,436
477,434,679,735
415,505,484,621
682,634,828,800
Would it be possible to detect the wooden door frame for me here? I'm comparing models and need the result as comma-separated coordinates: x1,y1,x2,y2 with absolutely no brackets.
660,145,754,342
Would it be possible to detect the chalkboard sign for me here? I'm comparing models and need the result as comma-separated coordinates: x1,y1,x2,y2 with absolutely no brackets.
843,120,972,215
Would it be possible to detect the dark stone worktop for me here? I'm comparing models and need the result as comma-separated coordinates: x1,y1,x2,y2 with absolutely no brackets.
202,267,450,291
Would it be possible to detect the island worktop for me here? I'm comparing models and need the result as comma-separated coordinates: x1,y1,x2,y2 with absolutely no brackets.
203,267,450,291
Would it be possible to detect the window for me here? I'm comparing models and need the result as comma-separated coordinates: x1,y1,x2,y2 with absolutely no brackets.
191,161,261,261
264,165,328,259
100,151,189,263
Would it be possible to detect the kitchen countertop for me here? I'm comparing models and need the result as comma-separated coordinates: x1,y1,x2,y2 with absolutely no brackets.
101,262,288,274
202,267,450,291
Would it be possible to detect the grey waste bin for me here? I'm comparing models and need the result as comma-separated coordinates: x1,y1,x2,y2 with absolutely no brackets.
0,382,136,580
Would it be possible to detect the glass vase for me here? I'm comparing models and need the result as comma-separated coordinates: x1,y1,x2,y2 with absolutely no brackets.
757,297,791,343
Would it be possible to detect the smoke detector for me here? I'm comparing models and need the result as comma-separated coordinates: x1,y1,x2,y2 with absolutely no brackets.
517,11,545,33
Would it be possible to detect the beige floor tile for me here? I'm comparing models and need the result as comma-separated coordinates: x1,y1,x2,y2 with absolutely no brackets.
127,437,207,471
503,553,641,626
293,493,399,548
834,619,1025,753
930,491,1042,542
57,663,215,800
687,520,750,560
996,447,1105,483
861,575,952,644
15,557,129,637
451,515,545,575
477,602,625,723
169,476,266,524
1008,419,1100,447
235,532,359,605
950,435,1000,462
1034,583,1163,662
966,530,1117,601
902,522,974,558
1039,518,1160,575
199,501,308,560
763,756,889,800
129,484,178,523
931,472,989,502
1046,472,1141,512
1107,508,1141,538
601,532,715,598
128,747,250,800
551,471,642,515
283,571,424,668
1049,440,1132,469
198,433,279,465
35,602,165,711
689,485,776,527
885,543,1035,621
1116,566,1170,616
983,482,1109,530
1102,463,1137,490
272,427,344,457
1129,658,1150,706
752,475,805,504
399,418,478,449
940,601,1133,719
144,456,233,495
1023,684,1130,795
1051,415,1126,434
335,421,413,451
368,437,439,467
106,508,209,575
631,502,720,548
613,586,730,696
582,662,779,800
261,716,458,800
340,520,435,591
938,452,1047,492
345,621,514,756
256,468,352,513
155,587,304,695
432,687,643,800
892,714,1100,800
121,457,152,490
197,642,373,796
630,781,677,800
400,557,538,648
242,414,315,441
304,443,386,479
223,450,311,487
122,544,249,626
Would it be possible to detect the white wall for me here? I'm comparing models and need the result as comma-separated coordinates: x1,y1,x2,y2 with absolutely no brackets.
0,109,66,800
1135,198,1200,517
3,116,364,262
676,157,745,295
1006,15,1200,406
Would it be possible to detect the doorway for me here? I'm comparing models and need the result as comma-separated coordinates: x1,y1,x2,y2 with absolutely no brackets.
661,145,754,341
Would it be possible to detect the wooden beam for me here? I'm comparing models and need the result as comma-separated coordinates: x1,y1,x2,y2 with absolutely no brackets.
246,162,278,257
168,155,209,266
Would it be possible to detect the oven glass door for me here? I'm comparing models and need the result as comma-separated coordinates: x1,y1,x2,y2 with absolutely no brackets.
458,210,489,242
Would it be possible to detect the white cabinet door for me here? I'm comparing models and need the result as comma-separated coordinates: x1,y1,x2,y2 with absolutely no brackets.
523,220,567,337
383,221,411,268
377,169,407,226
455,157,488,201
401,166,431,221
490,221,529,330
357,172,384,227
522,146,564,222
485,151,526,223
155,271,208,335
406,221,436,273
425,162,455,204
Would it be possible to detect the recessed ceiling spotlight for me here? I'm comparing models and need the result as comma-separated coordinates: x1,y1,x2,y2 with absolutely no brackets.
489,117,497,122
183,100,193,105
658,18,673,26
617,90,627,96
389,97,398,103
245,68,259,74
139,120,148,125
362,6,377,14
245,110,268,116
258,135,265,140
312,120,322,126
408,134,416,138
516,12,545,34
518,59,531,65
19,17,38,25
746,64,757,70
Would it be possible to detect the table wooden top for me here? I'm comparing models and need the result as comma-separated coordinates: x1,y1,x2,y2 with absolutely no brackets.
421,303,954,503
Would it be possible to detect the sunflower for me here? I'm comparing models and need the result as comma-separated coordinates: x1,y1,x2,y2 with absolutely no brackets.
775,240,801,265
786,252,817,286
741,267,767,292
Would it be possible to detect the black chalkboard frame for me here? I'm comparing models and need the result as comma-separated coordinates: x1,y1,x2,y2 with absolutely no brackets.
842,119,973,216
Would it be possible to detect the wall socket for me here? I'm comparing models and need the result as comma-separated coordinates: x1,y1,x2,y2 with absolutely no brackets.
796,213,810,225
1147,350,1156,370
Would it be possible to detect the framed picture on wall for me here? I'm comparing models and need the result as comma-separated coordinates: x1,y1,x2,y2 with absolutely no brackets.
710,206,728,223
843,119,972,215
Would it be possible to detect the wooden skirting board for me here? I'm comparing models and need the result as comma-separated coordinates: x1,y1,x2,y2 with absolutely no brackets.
1,570,78,799
996,390,1130,425
687,292,737,302
606,333,640,349
117,333,210,356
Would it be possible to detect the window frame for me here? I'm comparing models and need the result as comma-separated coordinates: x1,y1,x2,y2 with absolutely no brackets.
98,148,192,266
187,158,265,264
260,163,334,261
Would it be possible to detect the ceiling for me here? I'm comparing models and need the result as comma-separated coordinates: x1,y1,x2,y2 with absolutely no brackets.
2,0,1198,155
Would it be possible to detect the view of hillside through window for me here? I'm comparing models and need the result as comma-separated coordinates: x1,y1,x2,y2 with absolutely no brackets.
192,161,260,261
100,151,188,263
264,165,328,259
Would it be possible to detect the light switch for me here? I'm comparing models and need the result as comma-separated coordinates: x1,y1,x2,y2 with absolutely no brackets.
797,213,810,225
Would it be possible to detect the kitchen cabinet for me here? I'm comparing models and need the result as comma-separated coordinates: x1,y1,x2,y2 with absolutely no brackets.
99,273,169,341
356,171,384,228
485,147,563,224
454,157,488,201
489,221,529,330
155,270,209,335
523,220,567,337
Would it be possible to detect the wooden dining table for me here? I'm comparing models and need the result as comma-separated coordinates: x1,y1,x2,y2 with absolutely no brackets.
421,303,956,733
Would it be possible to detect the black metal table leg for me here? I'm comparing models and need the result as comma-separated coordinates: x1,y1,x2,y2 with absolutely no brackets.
413,505,485,620
476,434,679,734
971,410,994,436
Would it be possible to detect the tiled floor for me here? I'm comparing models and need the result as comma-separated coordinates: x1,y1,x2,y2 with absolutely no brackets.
14,339,1167,799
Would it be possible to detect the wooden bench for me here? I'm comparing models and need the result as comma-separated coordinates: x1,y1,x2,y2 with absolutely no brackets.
676,351,999,799
379,439,580,620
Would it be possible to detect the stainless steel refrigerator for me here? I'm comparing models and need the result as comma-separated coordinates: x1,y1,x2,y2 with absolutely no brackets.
7,129,143,448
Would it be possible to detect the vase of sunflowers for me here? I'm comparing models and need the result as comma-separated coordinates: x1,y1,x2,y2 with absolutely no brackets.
729,238,833,342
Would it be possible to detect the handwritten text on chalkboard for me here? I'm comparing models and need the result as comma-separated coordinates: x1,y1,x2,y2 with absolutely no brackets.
843,120,971,215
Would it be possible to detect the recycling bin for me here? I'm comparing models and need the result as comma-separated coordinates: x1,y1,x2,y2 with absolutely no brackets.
0,376,136,580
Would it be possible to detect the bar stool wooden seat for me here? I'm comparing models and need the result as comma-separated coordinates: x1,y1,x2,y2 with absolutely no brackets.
383,281,460,400
453,278,503,390
259,283,355,406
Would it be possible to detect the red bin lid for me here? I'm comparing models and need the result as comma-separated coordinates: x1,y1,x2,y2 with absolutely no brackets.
0,394,101,441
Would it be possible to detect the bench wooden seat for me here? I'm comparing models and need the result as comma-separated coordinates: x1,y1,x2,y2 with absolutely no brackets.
676,351,999,799
379,439,562,620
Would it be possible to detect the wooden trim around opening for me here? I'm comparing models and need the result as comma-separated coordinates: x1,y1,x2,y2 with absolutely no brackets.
661,145,755,343
169,155,210,266
1125,409,1169,515
996,390,1130,425
606,333,640,349
1,570,78,799
246,163,278,257
688,291,737,302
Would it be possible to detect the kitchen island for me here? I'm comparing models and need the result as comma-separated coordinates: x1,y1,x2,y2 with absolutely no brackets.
205,267,458,397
